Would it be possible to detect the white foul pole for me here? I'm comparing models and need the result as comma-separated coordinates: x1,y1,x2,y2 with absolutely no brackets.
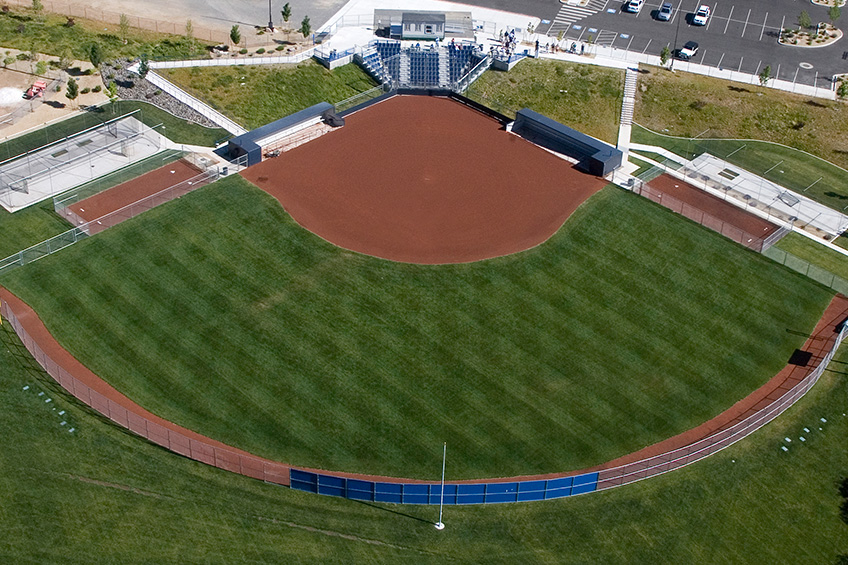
435,442,446,530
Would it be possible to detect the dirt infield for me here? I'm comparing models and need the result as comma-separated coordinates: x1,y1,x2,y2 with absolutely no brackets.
241,95,608,264
648,173,778,237
68,159,203,223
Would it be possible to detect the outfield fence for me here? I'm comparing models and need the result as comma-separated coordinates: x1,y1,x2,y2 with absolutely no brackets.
763,246,848,296
1,284,842,505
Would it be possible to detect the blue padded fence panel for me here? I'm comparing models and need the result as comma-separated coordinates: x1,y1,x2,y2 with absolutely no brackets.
317,474,346,497
289,470,600,505
403,484,430,505
346,478,374,501
572,472,598,486
429,484,458,505
546,476,573,489
290,469,318,493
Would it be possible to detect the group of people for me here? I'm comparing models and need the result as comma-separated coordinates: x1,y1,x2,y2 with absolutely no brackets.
494,28,518,59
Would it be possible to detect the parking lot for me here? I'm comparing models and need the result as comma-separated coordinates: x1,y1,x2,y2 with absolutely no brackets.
545,0,847,90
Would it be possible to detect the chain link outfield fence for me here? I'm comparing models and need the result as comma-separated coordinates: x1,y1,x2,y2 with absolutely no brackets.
1,285,844,504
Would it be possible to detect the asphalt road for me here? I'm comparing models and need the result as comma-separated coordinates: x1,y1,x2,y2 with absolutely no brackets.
94,0,349,37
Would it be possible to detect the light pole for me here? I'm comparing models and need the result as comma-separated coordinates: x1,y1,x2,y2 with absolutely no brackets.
268,0,274,31
670,9,682,71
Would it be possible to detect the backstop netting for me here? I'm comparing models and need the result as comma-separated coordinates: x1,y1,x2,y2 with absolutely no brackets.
0,112,164,212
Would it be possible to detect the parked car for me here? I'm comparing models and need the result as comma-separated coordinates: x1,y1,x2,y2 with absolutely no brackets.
692,5,710,25
623,0,644,14
676,41,699,60
657,2,673,21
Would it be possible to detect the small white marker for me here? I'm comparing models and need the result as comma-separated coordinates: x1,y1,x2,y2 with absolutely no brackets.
68,428,75,433
784,437,791,442
821,418,827,423
803,427,810,433
60,421,66,426
781,446,789,452
38,392,44,396
799,437,806,442
58,410,65,415
22,385,29,390
45,398,51,403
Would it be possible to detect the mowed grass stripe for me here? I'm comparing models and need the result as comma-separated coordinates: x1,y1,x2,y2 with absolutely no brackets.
0,176,831,479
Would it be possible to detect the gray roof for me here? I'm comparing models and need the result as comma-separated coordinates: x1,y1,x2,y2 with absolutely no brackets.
402,12,446,24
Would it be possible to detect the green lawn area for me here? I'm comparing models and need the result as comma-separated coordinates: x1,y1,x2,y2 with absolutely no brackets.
160,60,379,129
635,65,848,170
465,59,623,144
774,232,848,282
632,124,848,211
0,176,832,480
0,5,210,62
0,200,70,259
629,154,656,176
1,317,846,563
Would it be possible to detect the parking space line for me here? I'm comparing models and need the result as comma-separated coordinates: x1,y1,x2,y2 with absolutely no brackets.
717,52,725,69
759,12,768,41
723,5,733,34
671,0,684,24
706,2,717,30
642,38,653,53
741,8,751,37
737,57,743,72
626,35,634,50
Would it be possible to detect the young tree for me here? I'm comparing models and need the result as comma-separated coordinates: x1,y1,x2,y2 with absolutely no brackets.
31,0,42,16
799,10,812,30
300,15,311,38
759,64,771,86
660,45,671,67
230,24,241,47
281,3,291,23
59,47,73,70
2,56,14,69
35,60,46,75
65,77,78,106
838,80,848,99
119,13,130,44
830,5,841,25
137,55,149,79
107,80,118,107
185,19,194,41
89,42,102,68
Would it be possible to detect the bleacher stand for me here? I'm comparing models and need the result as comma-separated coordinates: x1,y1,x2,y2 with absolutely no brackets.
357,40,484,90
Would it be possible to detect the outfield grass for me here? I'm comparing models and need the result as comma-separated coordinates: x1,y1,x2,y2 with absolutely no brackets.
632,124,848,210
465,59,623,144
635,65,848,171
1,318,846,563
0,176,832,480
775,232,848,281
160,60,379,129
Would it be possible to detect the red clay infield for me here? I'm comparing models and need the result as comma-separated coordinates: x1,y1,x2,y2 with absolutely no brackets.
649,173,778,237
241,95,607,264
68,160,203,222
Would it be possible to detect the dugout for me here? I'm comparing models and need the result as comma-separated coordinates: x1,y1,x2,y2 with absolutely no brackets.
228,102,342,166
511,108,622,176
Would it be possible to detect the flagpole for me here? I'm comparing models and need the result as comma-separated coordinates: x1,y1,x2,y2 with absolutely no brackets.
435,442,446,530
